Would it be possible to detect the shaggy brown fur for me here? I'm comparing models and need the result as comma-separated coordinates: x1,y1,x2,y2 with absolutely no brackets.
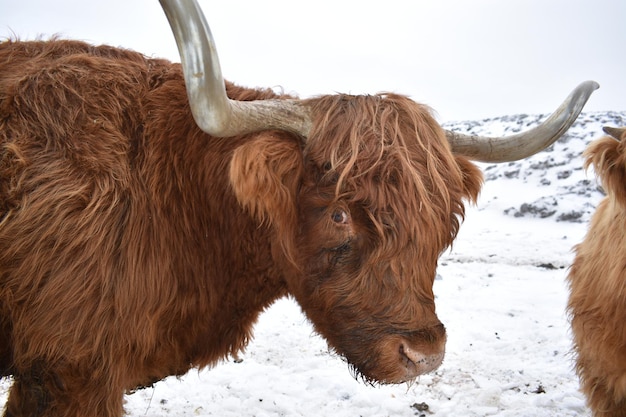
0,39,482,416
568,128,626,417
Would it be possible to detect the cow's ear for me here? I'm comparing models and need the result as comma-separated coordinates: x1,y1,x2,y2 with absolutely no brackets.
455,156,483,204
229,133,304,228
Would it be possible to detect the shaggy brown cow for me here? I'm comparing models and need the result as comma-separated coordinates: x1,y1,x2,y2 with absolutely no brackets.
569,126,626,417
0,0,597,416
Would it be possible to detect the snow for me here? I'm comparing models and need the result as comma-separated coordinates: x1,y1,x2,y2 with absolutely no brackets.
2,110,625,416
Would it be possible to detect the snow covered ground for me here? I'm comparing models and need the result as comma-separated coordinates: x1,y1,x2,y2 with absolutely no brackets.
2,110,624,416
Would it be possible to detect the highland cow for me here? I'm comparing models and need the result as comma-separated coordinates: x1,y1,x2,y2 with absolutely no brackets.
0,0,597,416
569,126,626,417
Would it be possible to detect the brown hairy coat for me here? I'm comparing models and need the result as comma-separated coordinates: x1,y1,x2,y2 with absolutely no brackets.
0,39,482,416
568,128,626,417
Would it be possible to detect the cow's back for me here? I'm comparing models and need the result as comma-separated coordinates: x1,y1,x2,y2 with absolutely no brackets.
0,40,179,384
0,40,290,401
0,39,145,376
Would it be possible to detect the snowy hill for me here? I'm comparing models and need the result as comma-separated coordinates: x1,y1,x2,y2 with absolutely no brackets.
2,110,625,416
445,111,626,225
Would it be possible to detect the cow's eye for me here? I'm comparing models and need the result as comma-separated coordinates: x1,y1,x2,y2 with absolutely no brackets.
331,209,349,224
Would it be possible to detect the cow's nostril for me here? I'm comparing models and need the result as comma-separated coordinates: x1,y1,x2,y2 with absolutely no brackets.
398,341,444,378
399,343,424,365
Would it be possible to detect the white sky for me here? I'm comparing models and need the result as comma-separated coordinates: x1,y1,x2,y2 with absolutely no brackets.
1,0,624,121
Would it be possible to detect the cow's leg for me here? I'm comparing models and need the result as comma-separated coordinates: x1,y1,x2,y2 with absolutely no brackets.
4,363,56,417
4,364,124,417
0,317,12,377
3,376,46,417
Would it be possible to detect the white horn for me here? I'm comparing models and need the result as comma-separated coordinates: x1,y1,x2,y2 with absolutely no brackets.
160,0,311,138
446,81,599,162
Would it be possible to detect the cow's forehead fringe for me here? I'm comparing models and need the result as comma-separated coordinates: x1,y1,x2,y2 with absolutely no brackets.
302,93,471,254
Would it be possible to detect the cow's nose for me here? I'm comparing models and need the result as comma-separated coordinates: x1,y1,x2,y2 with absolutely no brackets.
399,342,444,379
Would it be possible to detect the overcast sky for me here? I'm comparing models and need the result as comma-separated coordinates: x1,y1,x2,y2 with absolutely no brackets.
1,0,624,122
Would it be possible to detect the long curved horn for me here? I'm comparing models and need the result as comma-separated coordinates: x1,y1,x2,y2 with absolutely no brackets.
161,0,598,158
446,81,599,163
160,0,312,138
